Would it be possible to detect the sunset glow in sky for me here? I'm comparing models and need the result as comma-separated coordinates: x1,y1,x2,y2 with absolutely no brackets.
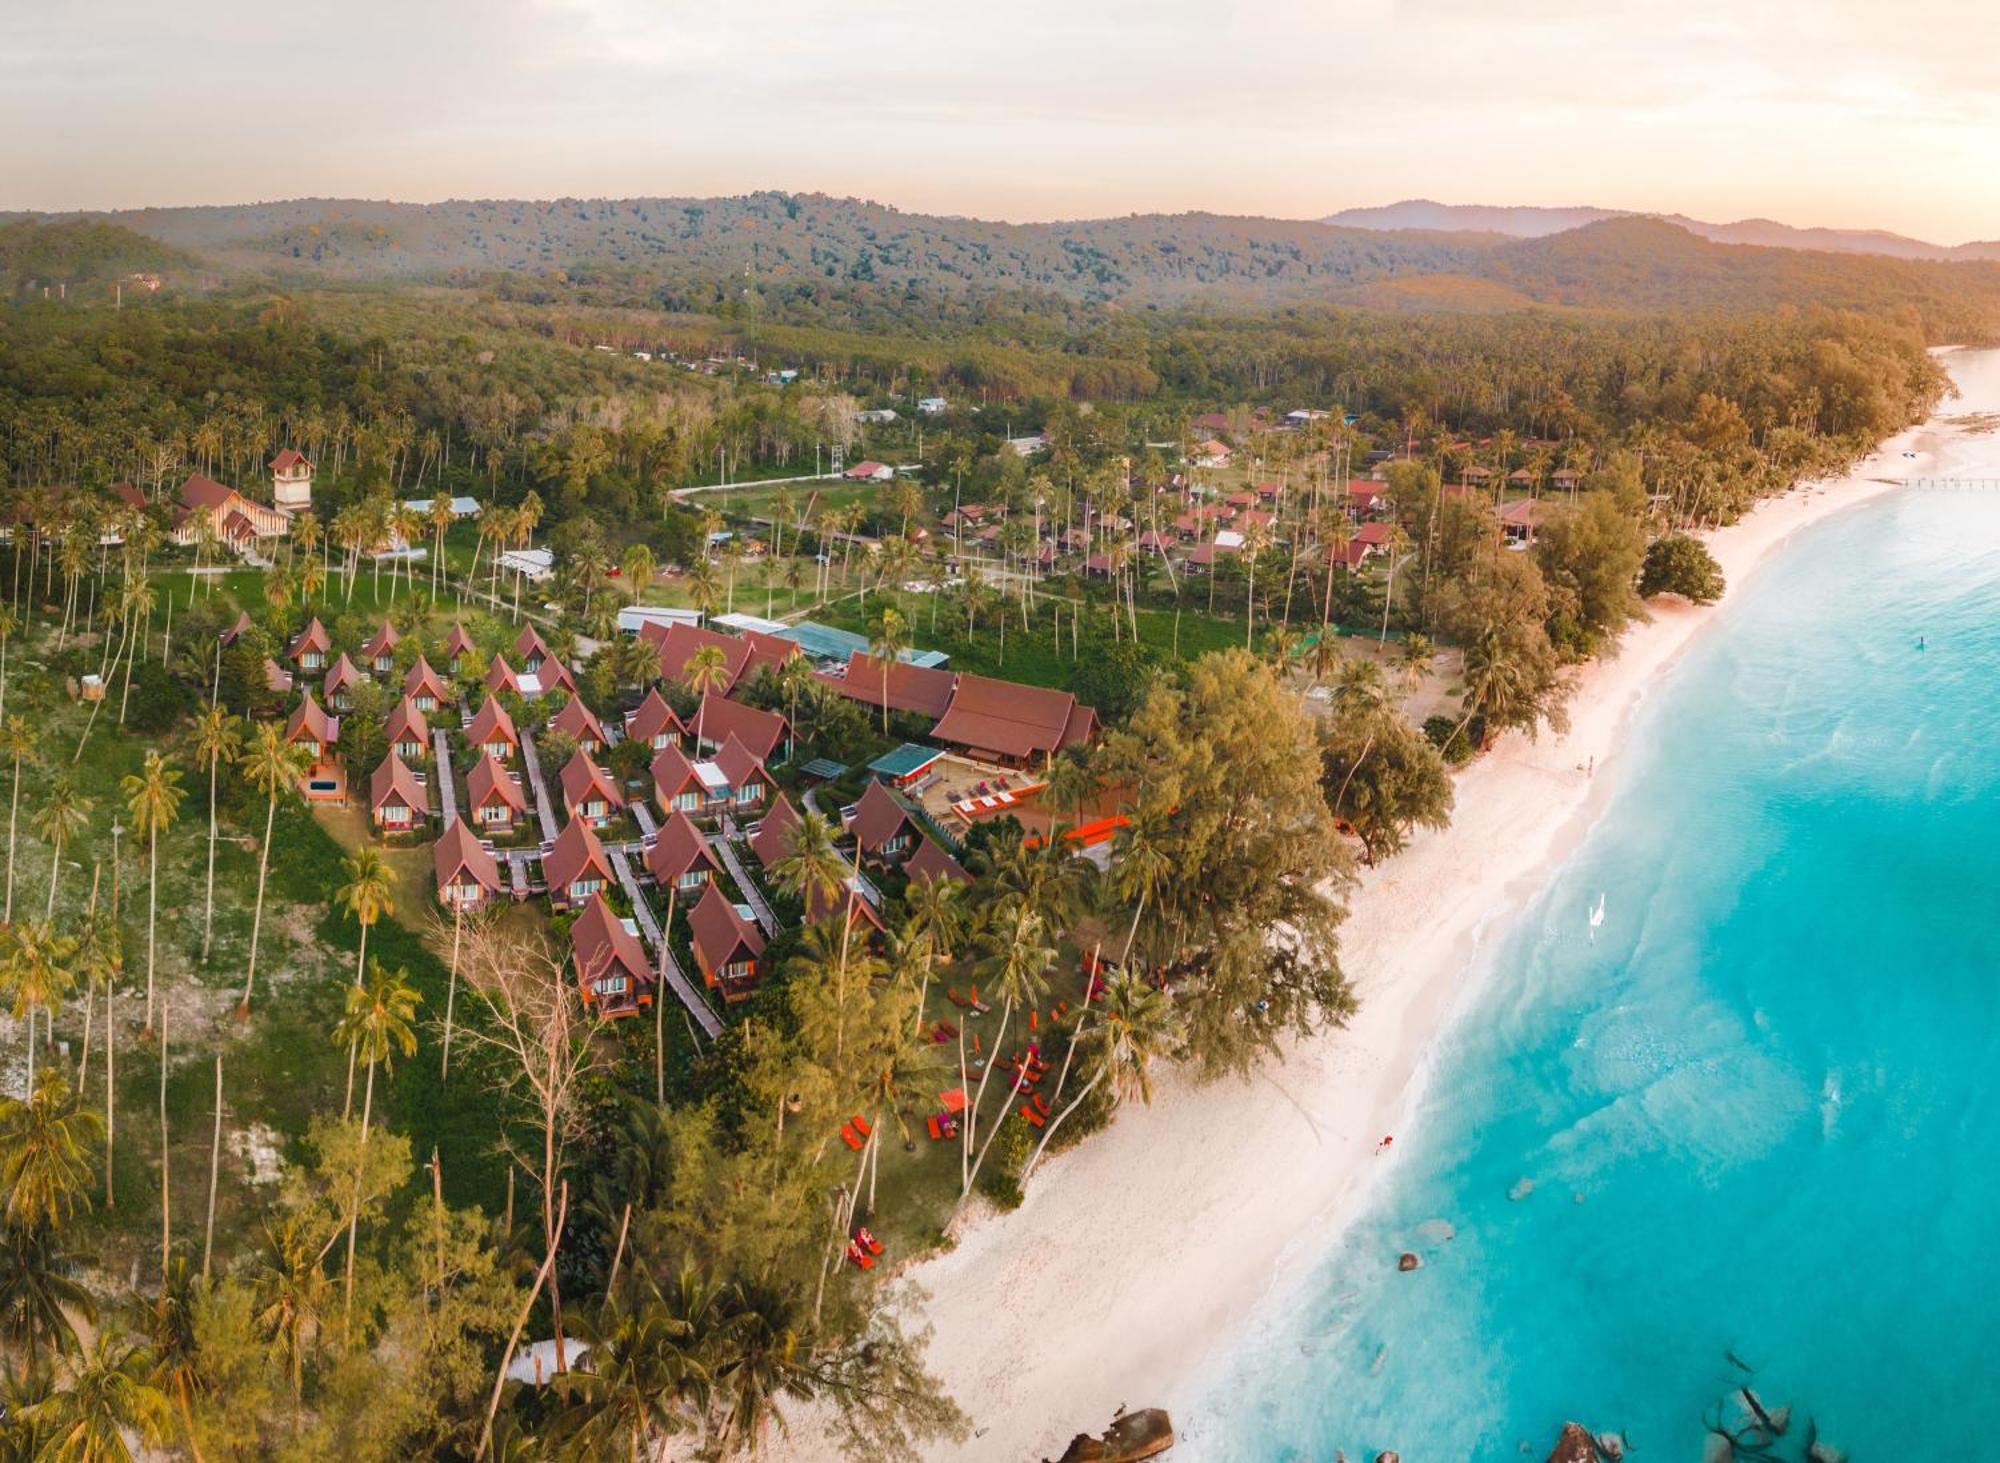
9,0,2000,241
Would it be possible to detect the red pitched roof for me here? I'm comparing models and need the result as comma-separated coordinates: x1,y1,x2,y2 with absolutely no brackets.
650,742,701,805
806,877,887,933
369,752,427,815
655,622,755,693
403,655,448,702
443,621,475,659
433,819,501,900
466,696,518,750
384,697,429,749
285,693,337,747
361,621,399,661
625,687,684,745
485,654,521,695
750,794,802,868
270,449,310,473
930,673,1097,762
570,893,652,996
693,693,786,762
559,748,623,813
688,882,765,974
712,734,767,796
549,696,607,747
323,653,364,698
178,472,236,512
905,836,971,887
287,618,330,661
645,810,720,886
110,481,147,512
823,653,957,721
466,752,528,815
543,817,613,893
848,779,919,856
515,622,552,663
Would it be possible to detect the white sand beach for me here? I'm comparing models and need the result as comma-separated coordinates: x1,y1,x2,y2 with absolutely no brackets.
775,389,1962,1463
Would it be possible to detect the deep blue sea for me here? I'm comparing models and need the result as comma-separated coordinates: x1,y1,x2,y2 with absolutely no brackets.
1189,456,2000,1459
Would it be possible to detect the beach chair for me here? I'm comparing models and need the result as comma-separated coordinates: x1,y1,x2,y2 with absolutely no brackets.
927,1115,943,1141
852,1114,872,1138
840,1124,863,1152
856,1227,884,1256
1029,1009,1040,1033
946,988,971,1009
847,1241,875,1271
1032,1093,1052,1118
1019,1104,1047,1128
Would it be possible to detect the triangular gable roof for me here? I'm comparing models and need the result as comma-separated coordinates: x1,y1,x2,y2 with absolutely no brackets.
443,621,475,658
931,673,1097,762
824,653,957,721
543,817,613,892
848,779,919,854
650,742,700,802
625,687,684,745
515,622,552,662
655,621,754,692
110,481,148,512
323,653,364,698
549,696,607,746
434,819,501,897
270,448,311,473
384,697,429,748
403,655,448,702
179,472,236,512
287,617,330,661
285,692,336,746
361,621,399,661
559,748,623,811
540,657,578,696
905,836,971,887
645,810,721,885
689,883,765,972
485,654,521,695
737,628,801,682
466,752,529,814
749,794,802,869
712,734,767,793
806,876,887,932
220,611,254,647
693,693,786,762
466,695,518,749
369,752,427,814
570,892,651,989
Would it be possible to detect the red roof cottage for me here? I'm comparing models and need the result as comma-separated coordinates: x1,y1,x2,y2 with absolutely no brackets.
905,836,971,887
287,618,330,672
549,695,608,754
645,810,722,897
749,794,802,869
822,652,956,722
569,893,653,1018
368,752,429,833
559,748,623,826
624,687,685,752
403,655,449,712
361,620,400,675
688,883,766,1002
285,693,344,801
466,696,519,763
650,743,709,819
323,653,364,712
515,622,553,674
692,692,787,762
712,735,770,812
544,818,614,909
434,819,503,912
442,621,475,673
846,779,920,865
465,752,529,833
385,698,430,763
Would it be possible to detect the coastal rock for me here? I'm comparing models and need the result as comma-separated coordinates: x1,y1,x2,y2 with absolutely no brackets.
1544,1422,1596,1463
1595,1432,1625,1460
1048,1408,1175,1463
1508,1177,1535,1201
1806,1442,1847,1463
1397,1252,1422,1272
1373,1453,1400,1463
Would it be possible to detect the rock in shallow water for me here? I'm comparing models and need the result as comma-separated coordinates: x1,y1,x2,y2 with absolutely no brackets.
1397,1252,1422,1272
1543,1422,1596,1463
1508,1177,1535,1201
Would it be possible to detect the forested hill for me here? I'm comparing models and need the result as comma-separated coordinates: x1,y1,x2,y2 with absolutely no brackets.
14,195,2000,339
0,218,196,295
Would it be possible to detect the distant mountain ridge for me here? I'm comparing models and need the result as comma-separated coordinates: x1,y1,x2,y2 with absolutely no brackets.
1326,199,2000,262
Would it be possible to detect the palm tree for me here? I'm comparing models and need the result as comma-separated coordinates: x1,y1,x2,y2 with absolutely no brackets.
0,716,36,924
959,905,1055,1204
0,1071,100,1233
190,705,242,965
681,644,730,749
622,542,655,605
122,752,185,1037
31,777,91,921
28,1332,172,1463
335,847,397,1114
250,1214,329,1414
146,1259,208,1462
0,1223,91,1374
2,925,77,1097
1022,969,1176,1183
0,606,15,725
238,724,308,1017
1108,806,1175,969
867,607,910,735
558,1276,712,1458
900,874,963,1036
331,961,421,1327
772,811,846,926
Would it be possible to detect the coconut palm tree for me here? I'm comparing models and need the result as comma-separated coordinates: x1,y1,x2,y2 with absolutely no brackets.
146,1258,208,1462
622,542,655,605
28,1331,171,1463
900,873,964,1035
557,1275,713,1458
0,606,15,725
866,607,910,735
1108,806,1175,969
2,924,77,1098
122,752,185,1038
31,776,91,921
0,1223,92,1374
335,847,397,1115
0,1071,99,1234
959,905,1055,1204
681,644,730,749
772,811,846,926
1,716,37,924
250,1213,329,1415
331,961,420,1327
237,724,308,1017
190,704,242,965
1022,969,1177,1183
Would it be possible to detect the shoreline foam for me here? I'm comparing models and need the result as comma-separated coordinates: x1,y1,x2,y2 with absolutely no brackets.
772,396,1955,1463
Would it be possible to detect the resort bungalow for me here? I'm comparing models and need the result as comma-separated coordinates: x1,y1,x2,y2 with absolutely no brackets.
433,818,503,913
403,655,449,713
287,618,330,673
624,687,685,752
1495,498,1562,546
285,694,344,801
749,794,802,870
361,621,399,675
644,810,722,898
170,472,289,554
323,653,364,712
905,836,971,887
569,893,654,1018
651,743,709,818
515,623,553,675
712,735,770,812
385,698,429,763
805,876,888,939
368,752,429,834
442,621,475,674
688,883,767,1002
559,748,623,826
544,817,614,910
930,673,1098,767
465,752,529,834
486,654,525,697
845,779,921,866
691,692,787,763
549,696,608,755
466,696,520,763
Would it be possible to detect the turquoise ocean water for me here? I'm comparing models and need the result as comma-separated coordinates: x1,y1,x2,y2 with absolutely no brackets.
1190,455,2000,1458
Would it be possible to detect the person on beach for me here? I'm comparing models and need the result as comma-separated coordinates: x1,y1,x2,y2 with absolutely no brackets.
1376,1135,1394,1155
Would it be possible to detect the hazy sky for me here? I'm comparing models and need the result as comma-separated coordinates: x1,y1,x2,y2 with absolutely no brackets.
8,0,2000,240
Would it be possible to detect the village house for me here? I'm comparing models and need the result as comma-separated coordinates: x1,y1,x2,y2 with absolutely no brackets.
805,876,888,939
465,752,529,833
270,449,313,513
687,883,766,1001
1496,497,1563,546
712,735,770,812
651,743,711,818
403,655,449,712
549,696,608,755
1191,439,1233,470
368,752,429,833
648,621,757,694
433,819,504,913
905,836,972,887
645,810,722,898
624,687,685,752
385,698,429,763
361,621,399,675
569,893,653,1018
486,654,526,698
845,779,921,866
842,460,894,483
285,693,344,802
442,622,475,675
515,623,553,675
559,748,623,826
544,818,614,909
287,618,330,673
323,654,364,712
466,696,519,763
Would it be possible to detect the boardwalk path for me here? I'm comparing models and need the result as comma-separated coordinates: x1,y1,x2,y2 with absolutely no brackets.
431,730,459,828
518,730,562,846
609,845,724,1041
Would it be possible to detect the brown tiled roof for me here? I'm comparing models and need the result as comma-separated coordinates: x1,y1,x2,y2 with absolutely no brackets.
323,654,364,698
650,743,701,804
443,621,475,658
645,810,719,885
110,481,147,512
263,659,293,694
549,696,607,746
559,749,622,812
466,752,528,814
848,779,918,855
712,734,766,795
369,752,426,814
693,693,786,762
466,695,517,750
384,697,429,748
823,653,956,720
287,617,330,661
806,877,886,932
654,622,754,692
543,817,612,892
485,654,521,694
403,655,448,702
750,794,801,868
905,837,971,886
515,622,552,662
285,693,337,746
570,893,651,991
270,449,310,473
361,621,399,660
178,472,235,512
625,687,684,745
433,819,501,899
688,883,764,973
930,673,1097,762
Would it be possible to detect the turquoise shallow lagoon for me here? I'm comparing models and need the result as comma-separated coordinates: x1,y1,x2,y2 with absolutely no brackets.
1190,467,2000,1458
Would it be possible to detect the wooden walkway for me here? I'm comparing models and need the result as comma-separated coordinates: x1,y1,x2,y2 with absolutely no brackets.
505,849,543,898
609,846,723,1041
630,801,659,840
711,824,780,937
518,730,562,846
431,730,459,828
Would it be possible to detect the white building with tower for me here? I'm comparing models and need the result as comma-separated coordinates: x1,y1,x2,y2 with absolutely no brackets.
270,449,313,513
